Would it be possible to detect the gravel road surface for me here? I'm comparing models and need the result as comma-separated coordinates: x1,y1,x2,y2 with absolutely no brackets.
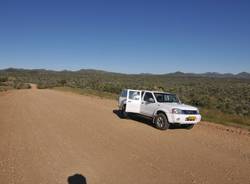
0,87,249,184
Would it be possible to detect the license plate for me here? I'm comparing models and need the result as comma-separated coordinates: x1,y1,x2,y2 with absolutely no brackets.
186,116,196,121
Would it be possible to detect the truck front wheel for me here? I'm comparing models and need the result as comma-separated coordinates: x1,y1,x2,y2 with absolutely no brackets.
154,113,170,130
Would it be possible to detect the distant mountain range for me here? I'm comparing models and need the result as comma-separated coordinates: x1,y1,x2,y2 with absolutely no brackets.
1,68,250,79
163,71,250,79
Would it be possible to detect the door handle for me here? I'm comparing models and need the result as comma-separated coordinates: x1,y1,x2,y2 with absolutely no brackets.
128,101,131,103
141,102,144,104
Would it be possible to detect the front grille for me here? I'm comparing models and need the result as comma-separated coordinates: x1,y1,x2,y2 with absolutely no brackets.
182,110,198,115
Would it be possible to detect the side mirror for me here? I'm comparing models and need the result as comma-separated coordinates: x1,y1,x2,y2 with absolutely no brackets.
148,98,155,103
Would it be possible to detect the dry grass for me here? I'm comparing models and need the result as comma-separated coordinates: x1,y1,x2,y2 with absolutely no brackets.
52,86,118,99
201,108,250,130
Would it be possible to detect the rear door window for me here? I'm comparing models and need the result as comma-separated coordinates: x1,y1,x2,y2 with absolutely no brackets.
128,90,140,100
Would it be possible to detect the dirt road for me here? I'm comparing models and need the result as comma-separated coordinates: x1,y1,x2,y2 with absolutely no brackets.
0,87,249,184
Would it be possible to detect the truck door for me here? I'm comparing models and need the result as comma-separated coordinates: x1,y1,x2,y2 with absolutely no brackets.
125,90,141,113
140,92,157,117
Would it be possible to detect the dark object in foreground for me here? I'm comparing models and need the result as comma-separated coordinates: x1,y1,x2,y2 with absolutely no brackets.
68,174,87,184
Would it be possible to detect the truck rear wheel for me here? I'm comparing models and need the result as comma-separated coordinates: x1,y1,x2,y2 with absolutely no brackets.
120,105,128,119
154,113,170,130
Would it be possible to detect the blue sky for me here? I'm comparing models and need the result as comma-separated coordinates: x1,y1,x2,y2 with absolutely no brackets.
0,0,249,74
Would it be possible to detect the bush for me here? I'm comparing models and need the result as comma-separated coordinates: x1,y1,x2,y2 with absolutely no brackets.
14,82,31,89
0,76,8,82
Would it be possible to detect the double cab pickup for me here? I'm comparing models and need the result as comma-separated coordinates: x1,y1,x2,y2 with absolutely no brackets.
118,89,201,130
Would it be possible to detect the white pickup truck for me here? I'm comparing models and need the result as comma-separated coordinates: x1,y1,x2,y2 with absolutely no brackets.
118,89,201,130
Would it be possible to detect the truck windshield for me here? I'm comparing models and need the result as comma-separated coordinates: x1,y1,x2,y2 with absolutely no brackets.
154,93,180,103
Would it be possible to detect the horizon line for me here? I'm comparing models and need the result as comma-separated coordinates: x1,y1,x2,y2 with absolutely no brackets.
0,67,249,76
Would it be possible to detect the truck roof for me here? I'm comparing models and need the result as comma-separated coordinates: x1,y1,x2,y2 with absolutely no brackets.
124,89,173,94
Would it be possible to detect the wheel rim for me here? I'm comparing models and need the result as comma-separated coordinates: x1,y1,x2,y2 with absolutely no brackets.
156,117,164,128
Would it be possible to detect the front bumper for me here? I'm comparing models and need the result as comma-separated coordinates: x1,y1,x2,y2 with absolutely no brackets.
168,114,201,124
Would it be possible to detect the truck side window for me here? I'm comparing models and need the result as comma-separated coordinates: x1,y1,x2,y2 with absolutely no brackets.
129,91,140,100
121,90,127,97
143,92,155,102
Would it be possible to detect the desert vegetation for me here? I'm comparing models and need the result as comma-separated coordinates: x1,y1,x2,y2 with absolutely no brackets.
0,68,249,128
0,75,31,91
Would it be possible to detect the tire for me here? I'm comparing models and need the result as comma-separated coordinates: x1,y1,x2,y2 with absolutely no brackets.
120,105,128,119
154,113,170,130
182,124,194,129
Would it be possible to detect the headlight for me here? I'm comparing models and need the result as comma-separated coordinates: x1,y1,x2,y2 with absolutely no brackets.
172,108,182,114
